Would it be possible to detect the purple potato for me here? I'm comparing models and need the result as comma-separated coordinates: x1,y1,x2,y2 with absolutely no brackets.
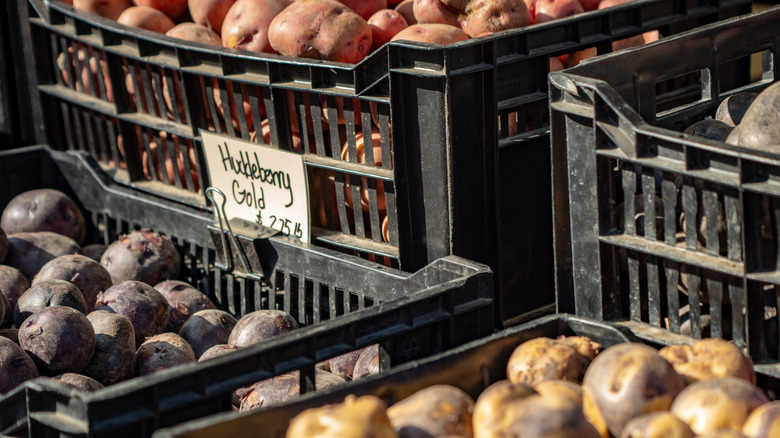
353,343,380,380
328,347,366,380
0,266,29,328
716,92,759,127
18,306,95,375
134,332,196,376
14,279,87,327
93,281,170,347
155,280,216,332
33,254,113,312
0,189,86,244
198,343,240,362
51,373,104,392
683,119,733,142
197,343,243,406
0,329,18,344
80,244,107,263
5,232,80,281
0,336,38,394
239,370,347,411
227,310,299,348
179,309,237,359
0,226,7,263
100,229,181,285
82,310,136,386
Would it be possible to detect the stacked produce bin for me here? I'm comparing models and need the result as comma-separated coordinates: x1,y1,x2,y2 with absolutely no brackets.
549,4,780,366
0,0,772,437
140,6,780,438
15,0,750,325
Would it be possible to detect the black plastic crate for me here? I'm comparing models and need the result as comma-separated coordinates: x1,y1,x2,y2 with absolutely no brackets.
550,5,780,364
0,146,493,438
17,0,751,325
151,313,780,438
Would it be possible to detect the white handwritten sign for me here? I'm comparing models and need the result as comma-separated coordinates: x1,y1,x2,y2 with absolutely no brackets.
201,131,310,243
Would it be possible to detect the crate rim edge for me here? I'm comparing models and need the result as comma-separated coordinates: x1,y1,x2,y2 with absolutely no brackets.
35,0,734,74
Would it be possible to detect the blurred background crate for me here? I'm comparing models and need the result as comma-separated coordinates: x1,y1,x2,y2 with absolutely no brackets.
0,146,493,437
549,5,780,367
15,0,752,326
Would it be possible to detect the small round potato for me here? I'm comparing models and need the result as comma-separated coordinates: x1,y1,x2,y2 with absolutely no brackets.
671,377,769,435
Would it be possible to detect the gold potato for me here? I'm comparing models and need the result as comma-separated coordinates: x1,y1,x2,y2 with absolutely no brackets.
671,377,769,435
387,384,475,438
659,338,755,385
506,336,599,386
286,394,399,438
620,411,695,438
742,400,780,438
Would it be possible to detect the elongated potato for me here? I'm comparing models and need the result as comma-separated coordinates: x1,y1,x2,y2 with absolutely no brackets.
659,338,755,385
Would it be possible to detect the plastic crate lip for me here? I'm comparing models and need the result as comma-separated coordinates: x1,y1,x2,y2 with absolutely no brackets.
39,0,736,71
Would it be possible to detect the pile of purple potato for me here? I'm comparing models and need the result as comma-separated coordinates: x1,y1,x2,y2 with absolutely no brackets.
0,189,377,409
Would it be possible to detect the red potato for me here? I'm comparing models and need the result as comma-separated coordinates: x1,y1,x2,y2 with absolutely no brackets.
334,0,388,20
189,0,237,34
578,0,599,10
549,56,564,72
368,9,409,51
341,129,388,212
268,0,373,63
221,0,293,54
461,0,530,38
166,22,222,45
412,0,462,27
140,132,201,192
391,23,469,44
534,0,584,24
117,6,176,33
57,47,114,103
598,0,629,8
74,0,132,20
133,0,188,20
394,0,417,24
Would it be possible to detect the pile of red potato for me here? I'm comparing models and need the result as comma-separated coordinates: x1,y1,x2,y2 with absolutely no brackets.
62,0,656,67
0,188,378,409
285,336,780,437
